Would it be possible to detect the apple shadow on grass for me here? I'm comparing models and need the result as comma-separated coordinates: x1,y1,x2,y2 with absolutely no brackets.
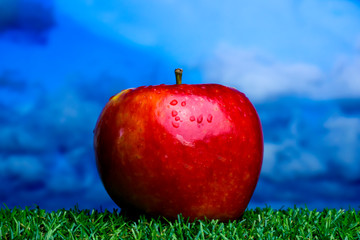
118,206,246,223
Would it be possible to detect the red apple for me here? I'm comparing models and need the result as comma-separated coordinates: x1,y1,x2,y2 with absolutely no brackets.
94,69,263,221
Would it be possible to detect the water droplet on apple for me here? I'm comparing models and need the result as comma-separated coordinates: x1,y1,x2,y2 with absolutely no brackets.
172,121,180,128
181,101,186,106
175,116,180,121
170,100,178,106
197,114,203,123
207,114,213,123
172,110,178,117
190,116,195,122
119,128,125,138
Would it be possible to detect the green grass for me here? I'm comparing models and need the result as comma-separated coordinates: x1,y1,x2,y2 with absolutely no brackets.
0,205,359,239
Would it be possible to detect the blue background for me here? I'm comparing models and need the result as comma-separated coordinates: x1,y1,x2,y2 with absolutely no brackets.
1,0,360,211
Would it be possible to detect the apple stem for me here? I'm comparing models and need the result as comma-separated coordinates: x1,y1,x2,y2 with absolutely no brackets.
175,68,183,85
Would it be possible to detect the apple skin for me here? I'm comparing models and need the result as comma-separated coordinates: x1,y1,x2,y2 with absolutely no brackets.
94,83,263,221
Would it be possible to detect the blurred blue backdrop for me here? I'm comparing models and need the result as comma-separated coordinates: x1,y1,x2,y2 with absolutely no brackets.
1,0,360,211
